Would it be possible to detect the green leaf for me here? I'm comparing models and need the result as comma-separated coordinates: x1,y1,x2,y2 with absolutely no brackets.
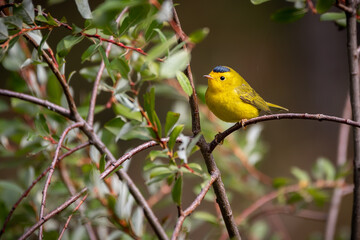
143,88,156,123
165,112,180,136
271,7,307,23
146,36,177,62
147,150,168,161
187,163,202,172
251,0,270,4
160,50,190,79
113,104,142,122
56,35,84,57
193,211,218,225
172,175,183,205
99,154,106,173
176,71,193,96
153,111,162,138
307,188,328,206
111,57,130,79
35,113,50,136
75,0,93,19
168,125,183,151
145,20,162,41
291,167,310,183
98,46,116,83
81,43,100,63
272,177,290,189
0,19,8,41
149,166,173,179
14,0,35,24
0,99,9,113
105,117,125,136
118,5,150,36
312,157,335,181
4,16,23,29
189,28,210,43
316,0,335,13
320,12,346,21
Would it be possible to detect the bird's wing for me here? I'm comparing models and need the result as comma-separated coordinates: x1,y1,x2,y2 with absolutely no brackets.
235,84,271,113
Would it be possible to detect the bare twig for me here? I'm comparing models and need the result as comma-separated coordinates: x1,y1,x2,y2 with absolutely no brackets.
345,1,360,238
58,193,89,240
325,96,351,240
0,141,90,238
209,113,360,152
235,181,352,224
0,89,72,120
171,170,219,240
19,188,88,240
87,9,127,126
39,122,84,239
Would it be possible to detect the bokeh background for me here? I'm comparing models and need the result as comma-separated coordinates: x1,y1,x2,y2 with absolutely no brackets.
0,0,353,238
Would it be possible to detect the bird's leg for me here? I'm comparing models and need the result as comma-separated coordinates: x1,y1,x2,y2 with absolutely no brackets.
240,119,247,129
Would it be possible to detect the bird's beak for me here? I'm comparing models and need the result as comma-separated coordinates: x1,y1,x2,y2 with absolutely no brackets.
203,75,213,79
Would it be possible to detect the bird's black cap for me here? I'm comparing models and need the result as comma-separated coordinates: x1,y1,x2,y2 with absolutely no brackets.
213,66,230,73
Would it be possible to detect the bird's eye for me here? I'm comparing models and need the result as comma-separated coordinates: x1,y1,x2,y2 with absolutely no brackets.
220,76,225,81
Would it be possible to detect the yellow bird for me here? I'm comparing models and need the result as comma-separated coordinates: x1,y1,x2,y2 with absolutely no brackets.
204,66,288,123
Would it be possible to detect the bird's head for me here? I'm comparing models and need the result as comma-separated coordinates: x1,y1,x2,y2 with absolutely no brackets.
203,66,242,91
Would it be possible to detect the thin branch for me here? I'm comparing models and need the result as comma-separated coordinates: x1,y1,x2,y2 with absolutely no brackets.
19,188,88,240
325,95,351,240
87,10,127,126
0,141,90,237
209,113,360,153
345,0,360,238
80,122,169,240
251,205,327,222
171,4,241,239
171,170,219,240
58,158,97,240
58,193,89,240
24,33,80,120
0,89,73,120
235,181,352,225
39,122,84,239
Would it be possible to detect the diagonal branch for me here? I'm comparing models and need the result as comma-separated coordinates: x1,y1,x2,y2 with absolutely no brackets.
171,170,219,240
38,122,84,239
0,141,90,238
0,89,73,120
19,188,88,240
209,113,360,153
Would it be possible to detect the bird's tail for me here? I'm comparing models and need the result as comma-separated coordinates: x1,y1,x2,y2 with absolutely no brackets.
266,102,288,112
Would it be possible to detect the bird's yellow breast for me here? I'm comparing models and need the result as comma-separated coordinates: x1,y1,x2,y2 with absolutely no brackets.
205,88,259,122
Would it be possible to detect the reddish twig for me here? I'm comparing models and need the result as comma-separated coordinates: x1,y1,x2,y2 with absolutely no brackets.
58,193,89,240
209,113,360,153
0,26,51,49
306,0,317,14
171,170,219,240
38,122,84,239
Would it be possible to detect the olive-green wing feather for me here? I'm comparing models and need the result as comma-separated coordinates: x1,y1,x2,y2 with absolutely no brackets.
235,84,271,113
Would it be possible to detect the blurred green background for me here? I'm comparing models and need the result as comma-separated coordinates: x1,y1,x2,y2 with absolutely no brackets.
0,0,353,238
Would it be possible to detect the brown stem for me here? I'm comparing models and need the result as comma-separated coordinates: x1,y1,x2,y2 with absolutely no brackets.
171,170,219,240
39,122,84,239
209,113,360,153
345,1,360,238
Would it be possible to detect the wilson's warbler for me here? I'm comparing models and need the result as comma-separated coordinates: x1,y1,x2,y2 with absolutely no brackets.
204,66,288,122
